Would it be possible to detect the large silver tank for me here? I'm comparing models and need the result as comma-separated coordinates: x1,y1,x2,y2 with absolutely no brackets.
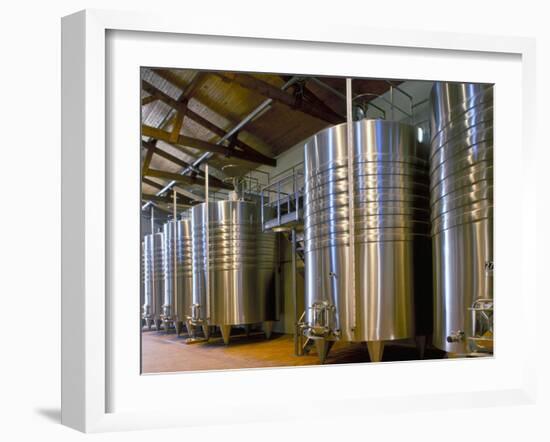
162,218,193,334
142,232,165,330
430,82,493,354
303,119,430,361
191,200,277,344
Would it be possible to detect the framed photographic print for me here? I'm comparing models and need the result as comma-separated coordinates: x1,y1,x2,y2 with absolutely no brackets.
61,9,537,433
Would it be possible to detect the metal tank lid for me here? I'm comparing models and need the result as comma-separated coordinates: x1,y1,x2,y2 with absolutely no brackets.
302,118,414,145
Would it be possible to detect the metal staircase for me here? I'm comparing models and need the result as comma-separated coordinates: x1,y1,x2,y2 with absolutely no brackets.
294,231,304,264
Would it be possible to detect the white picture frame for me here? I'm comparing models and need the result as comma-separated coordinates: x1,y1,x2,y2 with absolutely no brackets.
61,9,538,433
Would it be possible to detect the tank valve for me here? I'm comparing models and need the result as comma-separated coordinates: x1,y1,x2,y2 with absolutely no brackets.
447,331,465,343
142,305,151,318
161,305,172,319
308,301,336,338
190,303,201,322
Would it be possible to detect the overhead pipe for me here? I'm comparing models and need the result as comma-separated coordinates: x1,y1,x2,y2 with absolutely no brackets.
172,189,178,330
204,163,210,321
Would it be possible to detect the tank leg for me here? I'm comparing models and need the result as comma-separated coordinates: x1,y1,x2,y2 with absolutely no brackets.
163,321,171,333
220,325,231,345
175,321,183,336
367,340,384,362
415,335,426,359
263,321,273,340
202,324,211,341
146,318,152,331
303,338,314,355
185,320,195,338
154,319,162,331
314,339,334,364
243,324,251,337
445,352,462,359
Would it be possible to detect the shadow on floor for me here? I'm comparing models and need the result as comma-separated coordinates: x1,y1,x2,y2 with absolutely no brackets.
35,407,61,423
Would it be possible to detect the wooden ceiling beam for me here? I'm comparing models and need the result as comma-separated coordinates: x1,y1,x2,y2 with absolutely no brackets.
142,124,234,156
142,179,195,205
141,141,155,176
142,177,165,190
280,75,344,120
140,140,230,189
142,80,189,120
152,69,205,101
142,123,259,165
299,85,345,120
141,140,191,169
144,168,232,190
141,95,158,106
304,88,344,119
218,73,341,125
143,120,193,161
144,75,277,167
185,107,276,166
141,193,194,207
142,178,204,203
170,111,185,143
145,168,205,187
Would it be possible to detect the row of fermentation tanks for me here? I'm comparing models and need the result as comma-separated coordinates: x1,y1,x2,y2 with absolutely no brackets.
141,81,494,361
142,199,277,345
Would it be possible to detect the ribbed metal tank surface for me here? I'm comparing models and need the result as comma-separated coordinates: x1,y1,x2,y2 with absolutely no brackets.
430,82,493,353
162,219,193,328
142,232,165,328
303,119,431,344
191,200,277,332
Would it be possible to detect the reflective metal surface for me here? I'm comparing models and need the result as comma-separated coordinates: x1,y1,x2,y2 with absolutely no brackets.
430,82,493,353
162,219,193,327
191,200,277,328
142,232,165,327
303,119,430,343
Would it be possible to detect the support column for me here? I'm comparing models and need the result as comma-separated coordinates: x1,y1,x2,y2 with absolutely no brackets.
415,335,426,359
220,325,231,345
263,321,273,340
202,324,211,341
367,341,385,362
314,339,334,364
291,228,299,355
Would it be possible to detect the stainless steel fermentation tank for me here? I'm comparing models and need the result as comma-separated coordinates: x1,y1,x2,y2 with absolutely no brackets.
162,219,193,335
303,119,431,363
190,200,277,344
430,82,493,355
142,232,165,330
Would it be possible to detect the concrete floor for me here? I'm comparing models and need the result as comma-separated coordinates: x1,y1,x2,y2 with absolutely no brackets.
141,327,445,373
